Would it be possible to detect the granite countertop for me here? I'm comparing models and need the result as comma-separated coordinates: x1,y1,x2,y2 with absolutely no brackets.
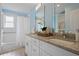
27,33,79,55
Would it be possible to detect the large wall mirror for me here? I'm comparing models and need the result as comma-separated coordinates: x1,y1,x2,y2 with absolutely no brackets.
35,3,79,33
54,3,79,41
35,4,45,32
55,3,79,33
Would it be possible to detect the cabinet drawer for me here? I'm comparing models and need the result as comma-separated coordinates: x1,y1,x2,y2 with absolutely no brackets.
31,45,39,56
31,38,39,46
25,41,32,56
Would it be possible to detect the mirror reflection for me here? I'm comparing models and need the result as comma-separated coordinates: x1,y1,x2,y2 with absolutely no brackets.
35,4,45,32
35,3,79,41
55,3,65,33
55,3,79,41
55,3,79,33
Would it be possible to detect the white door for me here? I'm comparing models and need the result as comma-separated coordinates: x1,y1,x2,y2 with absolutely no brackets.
1,13,17,54
16,16,30,47
25,36,32,56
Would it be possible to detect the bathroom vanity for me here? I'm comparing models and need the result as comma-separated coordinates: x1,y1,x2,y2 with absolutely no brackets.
25,34,78,56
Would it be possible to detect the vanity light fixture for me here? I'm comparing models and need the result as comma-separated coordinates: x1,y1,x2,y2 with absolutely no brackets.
36,3,42,11
57,4,60,7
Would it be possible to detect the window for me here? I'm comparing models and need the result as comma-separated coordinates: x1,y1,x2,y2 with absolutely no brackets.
4,16,14,28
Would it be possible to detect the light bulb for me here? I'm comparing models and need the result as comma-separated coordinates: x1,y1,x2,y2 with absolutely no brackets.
57,4,60,7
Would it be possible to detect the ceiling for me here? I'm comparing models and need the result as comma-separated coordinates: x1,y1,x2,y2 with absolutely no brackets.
1,3,79,15
0,3,38,14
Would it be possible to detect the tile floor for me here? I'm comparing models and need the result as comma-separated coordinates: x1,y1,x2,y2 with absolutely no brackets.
0,48,26,56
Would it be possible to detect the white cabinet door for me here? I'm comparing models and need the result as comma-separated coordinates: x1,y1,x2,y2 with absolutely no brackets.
30,37,40,56
40,40,77,56
31,45,39,56
25,36,40,56
47,42,77,56
25,36,32,56
25,41,32,56
40,49,50,56
25,36,29,54
31,38,39,47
